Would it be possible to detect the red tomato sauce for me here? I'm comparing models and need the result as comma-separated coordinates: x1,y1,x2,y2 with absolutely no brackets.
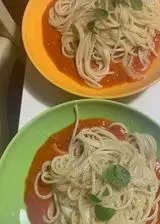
108,124,127,141
24,118,160,223
42,1,160,88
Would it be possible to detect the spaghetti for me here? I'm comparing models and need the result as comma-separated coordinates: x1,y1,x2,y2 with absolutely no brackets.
34,106,160,224
48,0,160,88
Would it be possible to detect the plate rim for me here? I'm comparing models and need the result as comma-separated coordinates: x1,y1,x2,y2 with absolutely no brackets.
22,0,160,99
1,98,160,166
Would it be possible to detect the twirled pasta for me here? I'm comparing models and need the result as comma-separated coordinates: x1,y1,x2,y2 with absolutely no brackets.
48,0,160,88
35,106,160,224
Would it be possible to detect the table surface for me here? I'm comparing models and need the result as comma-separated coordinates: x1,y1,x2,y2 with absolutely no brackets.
19,59,160,129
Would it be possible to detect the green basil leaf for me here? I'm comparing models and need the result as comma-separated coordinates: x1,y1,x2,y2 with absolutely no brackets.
95,205,116,221
103,164,116,183
88,194,101,204
130,0,142,10
103,164,130,189
87,21,95,32
114,165,131,188
102,188,109,196
96,8,108,18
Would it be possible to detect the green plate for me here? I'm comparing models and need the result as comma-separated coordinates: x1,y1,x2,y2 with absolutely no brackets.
0,99,160,224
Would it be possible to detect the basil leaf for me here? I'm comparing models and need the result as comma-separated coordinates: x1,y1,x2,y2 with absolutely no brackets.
130,0,142,10
103,164,131,189
87,21,95,32
102,188,109,196
115,165,130,188
103,164,116,183
95,205,116,221
88,194,101,204
96,8,108,18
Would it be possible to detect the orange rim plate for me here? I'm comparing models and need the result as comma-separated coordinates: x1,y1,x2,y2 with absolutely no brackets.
22,0,160,99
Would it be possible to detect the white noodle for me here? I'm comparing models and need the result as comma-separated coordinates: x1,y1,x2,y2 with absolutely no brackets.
35,106,160,223
48,0,160,88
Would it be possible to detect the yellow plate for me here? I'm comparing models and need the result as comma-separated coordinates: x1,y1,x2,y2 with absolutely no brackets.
22,0,160,99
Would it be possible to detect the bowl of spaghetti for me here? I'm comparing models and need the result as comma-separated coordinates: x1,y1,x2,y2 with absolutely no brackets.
22,0,160,98
1,99,160,223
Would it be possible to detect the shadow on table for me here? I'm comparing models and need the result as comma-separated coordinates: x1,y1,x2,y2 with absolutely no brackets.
116,91,144,104
24,60,81,106
24,60,144,106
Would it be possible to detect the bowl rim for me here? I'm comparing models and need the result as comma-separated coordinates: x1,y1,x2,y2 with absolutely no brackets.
22,0,160,99
1,98,160,165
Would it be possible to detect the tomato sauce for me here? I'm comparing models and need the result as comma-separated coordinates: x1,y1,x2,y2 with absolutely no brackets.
108,124,127,141
24,118,160,223
42,1,160,88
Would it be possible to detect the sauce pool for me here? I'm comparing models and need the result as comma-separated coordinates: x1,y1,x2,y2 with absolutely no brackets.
24,118,160,223
25,119,111,223
42,1,160,88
